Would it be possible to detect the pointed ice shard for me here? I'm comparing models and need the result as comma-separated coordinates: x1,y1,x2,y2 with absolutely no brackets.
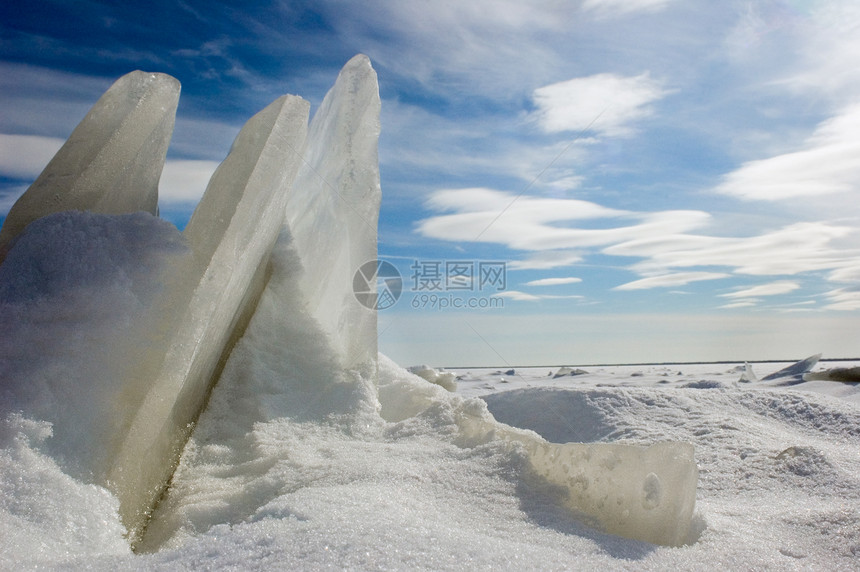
106,94,310,544
761,354,821,381
286,54,382,372
738,362,757,383
0,71,179,261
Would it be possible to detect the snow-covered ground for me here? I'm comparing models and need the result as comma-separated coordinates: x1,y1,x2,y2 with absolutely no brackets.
3,355,859,570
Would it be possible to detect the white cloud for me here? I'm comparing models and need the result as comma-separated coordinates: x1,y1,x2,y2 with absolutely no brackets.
823,288,860,311
418,188,860,292
624,222,858,277
829,263,860,283
0,63,114,138
0,134,63,179
614,272,729,291
492,290,541,301
508,250,584,270
418,188,707,251
159,160,219,204
525,277,582,286
492,290,583,302
531,72,669,137
719,300,759,309
715,103,860,201
720,281,800,299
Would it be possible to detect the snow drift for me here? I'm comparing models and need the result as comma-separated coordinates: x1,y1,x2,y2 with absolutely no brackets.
0,55,697,554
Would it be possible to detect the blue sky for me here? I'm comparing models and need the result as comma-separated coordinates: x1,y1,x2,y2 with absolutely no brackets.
2,0,859,365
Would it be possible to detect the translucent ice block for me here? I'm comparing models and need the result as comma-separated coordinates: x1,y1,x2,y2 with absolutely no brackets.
0,71,179,260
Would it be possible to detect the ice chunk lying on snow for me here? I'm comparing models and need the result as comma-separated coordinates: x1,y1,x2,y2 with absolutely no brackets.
451,394,697,546
0,71,179,261
377,363,697,546
408,365,458,391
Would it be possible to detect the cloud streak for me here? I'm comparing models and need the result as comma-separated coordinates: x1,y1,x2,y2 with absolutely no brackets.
614,272,730,291
715,103,860,201
720,281,800,299
525,277,582,286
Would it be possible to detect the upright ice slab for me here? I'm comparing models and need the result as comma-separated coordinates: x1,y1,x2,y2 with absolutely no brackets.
287,54,382,371
0,71,179,261
106,95,310,544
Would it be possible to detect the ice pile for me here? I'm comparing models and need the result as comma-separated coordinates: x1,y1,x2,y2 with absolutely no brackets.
408,364,458,391
0,54,697,556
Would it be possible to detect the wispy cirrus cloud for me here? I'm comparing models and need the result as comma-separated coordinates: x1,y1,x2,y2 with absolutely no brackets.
715,103,860,201
525,277,582,286
417,187,860,302
622,222,857,278
614,272,730,291
720,281,800,299
492,290,541,301
418,188,706,251
823,287,860,311
492,290,584,302
508,250,585,270
719,300,759,310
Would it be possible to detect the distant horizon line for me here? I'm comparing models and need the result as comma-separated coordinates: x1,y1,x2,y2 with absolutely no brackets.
439,357,860,370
